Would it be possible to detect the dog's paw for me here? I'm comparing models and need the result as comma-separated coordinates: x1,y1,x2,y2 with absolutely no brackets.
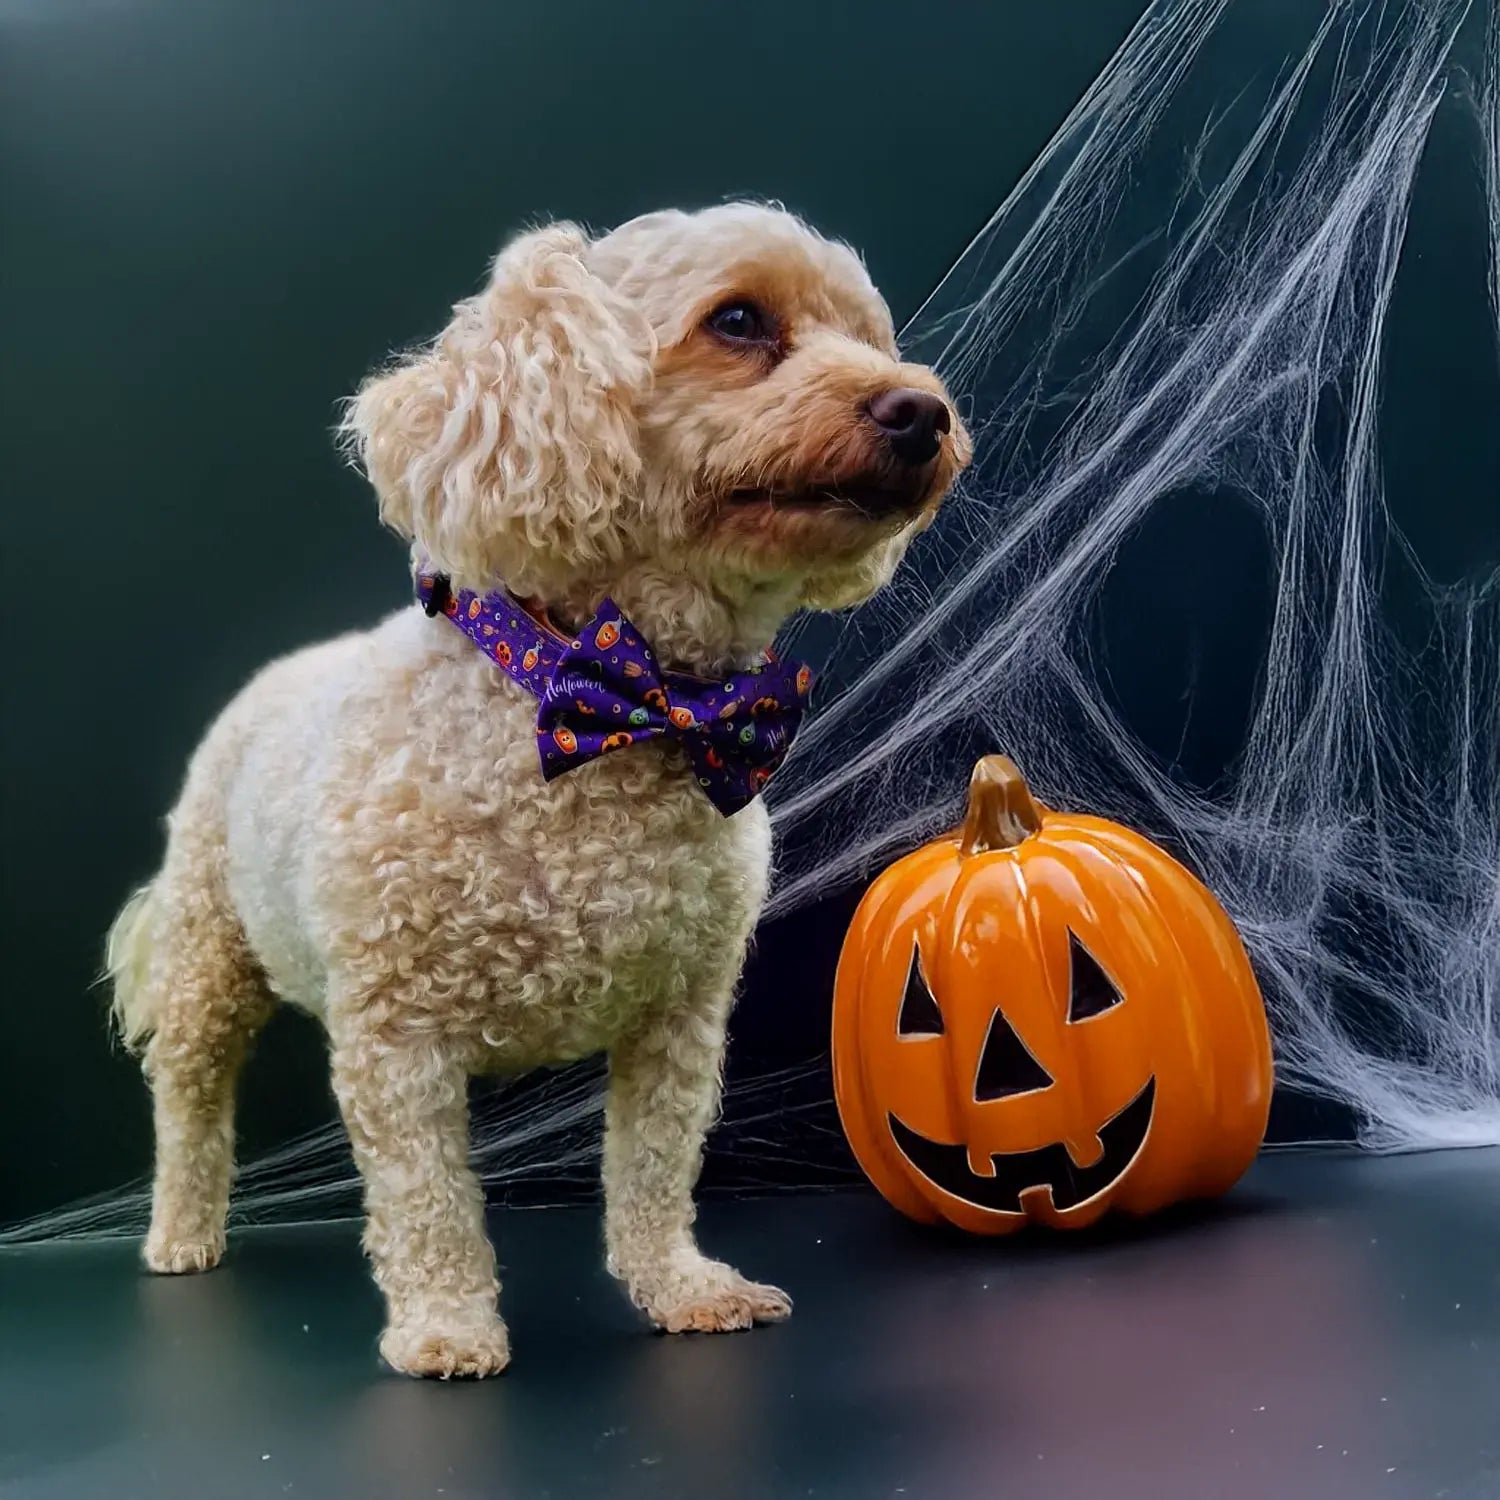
143,1228,225,1275
654,1273,793,1335
379,1319,512,1380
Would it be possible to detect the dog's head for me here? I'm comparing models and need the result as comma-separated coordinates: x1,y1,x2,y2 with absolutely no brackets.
344,203,969,613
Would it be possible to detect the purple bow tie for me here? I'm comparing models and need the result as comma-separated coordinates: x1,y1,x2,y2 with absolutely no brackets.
416,572,812,816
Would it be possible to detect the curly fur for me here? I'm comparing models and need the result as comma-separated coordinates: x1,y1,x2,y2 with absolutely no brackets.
110,202,969,1378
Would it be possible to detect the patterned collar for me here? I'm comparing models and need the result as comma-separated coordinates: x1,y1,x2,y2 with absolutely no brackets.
417,571,812,816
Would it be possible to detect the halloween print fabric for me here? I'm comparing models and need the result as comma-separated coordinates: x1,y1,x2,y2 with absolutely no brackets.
416,572,813,817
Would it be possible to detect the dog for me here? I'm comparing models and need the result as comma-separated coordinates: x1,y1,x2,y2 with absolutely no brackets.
107,202,970,1378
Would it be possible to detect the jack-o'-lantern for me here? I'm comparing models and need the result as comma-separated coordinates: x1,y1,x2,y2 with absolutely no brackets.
493,641,513,667
668,705,696,730
832,756,1273,1234
602,731,634,751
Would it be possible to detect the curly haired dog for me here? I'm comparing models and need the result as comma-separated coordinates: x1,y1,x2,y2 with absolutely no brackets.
107,203,970,1378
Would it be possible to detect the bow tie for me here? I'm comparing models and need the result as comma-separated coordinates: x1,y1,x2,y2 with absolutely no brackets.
416,572,812,816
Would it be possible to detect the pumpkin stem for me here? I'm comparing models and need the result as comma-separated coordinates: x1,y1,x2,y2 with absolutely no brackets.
959,755,1044,855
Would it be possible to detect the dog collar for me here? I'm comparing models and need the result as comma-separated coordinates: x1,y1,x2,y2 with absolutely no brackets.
416,571,812,816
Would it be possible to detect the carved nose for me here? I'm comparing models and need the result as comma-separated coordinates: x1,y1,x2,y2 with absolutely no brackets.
866,387,951,466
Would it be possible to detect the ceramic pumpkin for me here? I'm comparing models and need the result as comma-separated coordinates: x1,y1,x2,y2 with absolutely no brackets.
831,755,1273,1234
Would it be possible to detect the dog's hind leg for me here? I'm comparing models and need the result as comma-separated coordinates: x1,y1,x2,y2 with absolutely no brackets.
111,799,275,1275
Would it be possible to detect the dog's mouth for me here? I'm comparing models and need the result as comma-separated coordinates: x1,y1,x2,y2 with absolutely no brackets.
726,476,931,521
887,1077,1157,1215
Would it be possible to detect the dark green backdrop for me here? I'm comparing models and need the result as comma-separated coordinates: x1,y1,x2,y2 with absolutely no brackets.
1,0,1147,1224
4,0,1495,1227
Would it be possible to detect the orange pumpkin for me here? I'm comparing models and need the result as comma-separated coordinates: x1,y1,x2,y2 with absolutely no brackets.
832,756,1272,1234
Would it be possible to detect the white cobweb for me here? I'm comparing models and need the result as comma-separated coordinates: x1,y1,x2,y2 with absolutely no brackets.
1485,0,1500,343
3,0,1496,1246
0,1060,837,1243
772,0,1500,1149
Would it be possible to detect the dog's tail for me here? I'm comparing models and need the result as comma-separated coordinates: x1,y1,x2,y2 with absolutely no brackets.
106,882,160,1054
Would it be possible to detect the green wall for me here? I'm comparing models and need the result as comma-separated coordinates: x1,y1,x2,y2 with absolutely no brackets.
0,0,1145,1224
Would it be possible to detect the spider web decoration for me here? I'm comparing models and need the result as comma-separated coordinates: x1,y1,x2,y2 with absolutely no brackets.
770,0,1500,1151
3,0,1496,1246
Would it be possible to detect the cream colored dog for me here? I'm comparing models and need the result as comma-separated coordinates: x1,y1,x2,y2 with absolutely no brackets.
108,203,969,1378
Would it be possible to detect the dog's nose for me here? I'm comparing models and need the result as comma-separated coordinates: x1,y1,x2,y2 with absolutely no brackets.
866,388,951,466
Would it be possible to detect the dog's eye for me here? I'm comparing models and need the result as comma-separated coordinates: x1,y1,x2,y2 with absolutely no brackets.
706,300,775,345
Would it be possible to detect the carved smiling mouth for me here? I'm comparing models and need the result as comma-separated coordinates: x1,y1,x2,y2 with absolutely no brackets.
886,1077,1157,1215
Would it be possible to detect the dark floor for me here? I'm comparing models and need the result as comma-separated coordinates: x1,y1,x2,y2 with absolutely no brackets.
2,1151,1498,1500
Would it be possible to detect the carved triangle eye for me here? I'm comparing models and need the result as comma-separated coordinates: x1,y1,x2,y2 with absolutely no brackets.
897,946,944,1037
1067,931,1123,1022
974,1008,1053,1101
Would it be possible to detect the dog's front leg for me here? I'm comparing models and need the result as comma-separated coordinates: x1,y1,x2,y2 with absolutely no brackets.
603,983,792,1334
331,1029,508,1378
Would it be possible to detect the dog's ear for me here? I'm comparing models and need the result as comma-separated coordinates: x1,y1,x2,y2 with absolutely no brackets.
342,224,655,595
